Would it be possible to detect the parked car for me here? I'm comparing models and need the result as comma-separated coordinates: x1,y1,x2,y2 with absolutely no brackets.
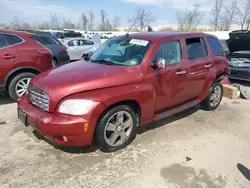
32,31,70,67
63,30,82,38
220,39,230,57
62,34,101,61
17,32,229,152
226,30,250,81
0,29,52,100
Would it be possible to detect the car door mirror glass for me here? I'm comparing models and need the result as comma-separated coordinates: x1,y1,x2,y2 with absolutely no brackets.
156,58,166,69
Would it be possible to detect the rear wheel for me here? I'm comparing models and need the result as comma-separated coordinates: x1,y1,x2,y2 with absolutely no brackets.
201,82,223,111
52,59,57,67
8,72,35,101
95,105,138,152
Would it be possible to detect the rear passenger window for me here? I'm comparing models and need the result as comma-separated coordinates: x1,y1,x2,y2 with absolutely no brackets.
186,37,207,60
208,37,224,56
38,36,57,45
82,40,94,45
2,34,23,45
154,40,182,64
0,34,8,48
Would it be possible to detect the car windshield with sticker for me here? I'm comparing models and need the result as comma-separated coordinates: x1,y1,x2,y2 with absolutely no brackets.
90,38,152,66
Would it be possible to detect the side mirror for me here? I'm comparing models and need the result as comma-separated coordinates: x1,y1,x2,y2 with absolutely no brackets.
156,58,166,69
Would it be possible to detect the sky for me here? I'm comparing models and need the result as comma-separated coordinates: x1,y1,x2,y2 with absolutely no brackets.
0,0,212,27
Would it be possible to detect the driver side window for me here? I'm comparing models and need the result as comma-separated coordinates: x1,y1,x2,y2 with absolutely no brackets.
154,40,182,65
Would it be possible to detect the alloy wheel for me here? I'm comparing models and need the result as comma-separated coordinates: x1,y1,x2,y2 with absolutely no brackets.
15,78,31,97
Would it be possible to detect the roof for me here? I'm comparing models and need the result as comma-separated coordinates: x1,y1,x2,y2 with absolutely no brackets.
0,29,34,37
118,32,215,41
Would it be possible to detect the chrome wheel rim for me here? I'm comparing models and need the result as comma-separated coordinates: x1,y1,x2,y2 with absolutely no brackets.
210,85,222,107
104,111,133,147
15,78,31,97
52,60,56,67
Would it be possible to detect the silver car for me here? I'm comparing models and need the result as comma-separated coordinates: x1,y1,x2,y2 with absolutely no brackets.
62,34,101,61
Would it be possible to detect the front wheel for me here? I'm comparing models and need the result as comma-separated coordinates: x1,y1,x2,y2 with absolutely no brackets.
201,82,223,111
8,72,35,101
95,105,138,152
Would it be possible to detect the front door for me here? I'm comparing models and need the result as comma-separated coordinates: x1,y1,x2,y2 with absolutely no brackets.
153,39,190,113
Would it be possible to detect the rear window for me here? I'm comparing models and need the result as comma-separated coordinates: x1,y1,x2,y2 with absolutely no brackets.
2,34,23,45
208,37,224,56
37,36,57,45
186,37,208,60
0,34,8,48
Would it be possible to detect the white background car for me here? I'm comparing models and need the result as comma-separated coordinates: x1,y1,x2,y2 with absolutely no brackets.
62,34,101,61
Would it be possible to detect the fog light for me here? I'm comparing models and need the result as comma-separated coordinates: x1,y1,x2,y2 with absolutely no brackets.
62,135,68,143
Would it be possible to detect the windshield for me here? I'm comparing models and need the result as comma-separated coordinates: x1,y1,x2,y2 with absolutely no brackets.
90,38,152,66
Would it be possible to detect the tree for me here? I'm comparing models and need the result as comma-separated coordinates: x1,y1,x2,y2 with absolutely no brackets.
36,22,50,30
88,9,95,30
49,14,61,30
62,18,76,29
176,4,204,31
111,16,120,30
128,8,154,31
0,23,8,29
219,0,238,30
81,13,88,30
237,0,250,30
98,10,113,31
158,26,176,31
211,0,224,30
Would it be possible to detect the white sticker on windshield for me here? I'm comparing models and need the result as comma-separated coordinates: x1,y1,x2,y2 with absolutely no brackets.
129,39,149,46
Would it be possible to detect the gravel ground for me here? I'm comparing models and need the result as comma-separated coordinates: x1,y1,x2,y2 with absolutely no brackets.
0,94,250,188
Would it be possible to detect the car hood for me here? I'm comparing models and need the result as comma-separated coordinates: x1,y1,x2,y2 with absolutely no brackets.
31,60,143,110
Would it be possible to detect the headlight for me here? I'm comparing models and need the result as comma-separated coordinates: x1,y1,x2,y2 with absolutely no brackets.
58,99,94,115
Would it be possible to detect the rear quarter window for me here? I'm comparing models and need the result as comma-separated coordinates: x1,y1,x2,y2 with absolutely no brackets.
2,34,23,45
208,37,224,56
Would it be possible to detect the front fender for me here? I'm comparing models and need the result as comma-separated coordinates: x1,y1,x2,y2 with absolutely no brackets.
60,83,156,123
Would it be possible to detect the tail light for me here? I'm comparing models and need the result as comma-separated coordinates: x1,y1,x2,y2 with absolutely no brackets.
60,45,67,51
35,49,52,58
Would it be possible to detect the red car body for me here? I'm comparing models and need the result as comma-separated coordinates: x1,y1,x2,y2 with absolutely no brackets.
17,32,229,148
0,29,52,98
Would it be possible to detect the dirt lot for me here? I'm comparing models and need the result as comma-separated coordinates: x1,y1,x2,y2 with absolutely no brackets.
0,94,250,188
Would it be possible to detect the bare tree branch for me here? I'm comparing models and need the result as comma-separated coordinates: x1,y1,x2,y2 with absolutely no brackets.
128,8,155,31
49,14,61,30
88,9,95,31
237,0,250,30
111,16,120,30
81,13,88,30
219,0,238,30
211,0,224,30
176,4,204,31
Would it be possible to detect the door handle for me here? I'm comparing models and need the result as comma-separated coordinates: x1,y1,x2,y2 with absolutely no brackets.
205,64,212,68
176,70,186,75
2,55,16,59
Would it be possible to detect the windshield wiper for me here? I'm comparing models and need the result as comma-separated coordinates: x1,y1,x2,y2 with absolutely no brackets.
92,59,115,65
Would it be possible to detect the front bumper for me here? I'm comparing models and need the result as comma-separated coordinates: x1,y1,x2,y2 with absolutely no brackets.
17,95,106,147
229,66,250,81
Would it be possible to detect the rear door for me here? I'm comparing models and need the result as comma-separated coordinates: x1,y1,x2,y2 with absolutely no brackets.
184,37,212,100
0,33,20,83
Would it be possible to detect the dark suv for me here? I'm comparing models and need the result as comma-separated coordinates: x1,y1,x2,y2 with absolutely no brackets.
0,29,52,100
18,32,229,152
32,31,70,67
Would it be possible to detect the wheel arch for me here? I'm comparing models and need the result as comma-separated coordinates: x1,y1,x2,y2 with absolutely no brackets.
4,66,40,90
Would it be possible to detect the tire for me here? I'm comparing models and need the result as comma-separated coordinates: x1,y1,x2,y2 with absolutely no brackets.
95,105,138,152
52,59,57,67
8,72,36,101
200,82,223,111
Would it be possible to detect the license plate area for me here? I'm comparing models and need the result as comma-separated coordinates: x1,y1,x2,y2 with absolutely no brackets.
18,108,27,126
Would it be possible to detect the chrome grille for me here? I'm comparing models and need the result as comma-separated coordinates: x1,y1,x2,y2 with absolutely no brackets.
28,85,49,111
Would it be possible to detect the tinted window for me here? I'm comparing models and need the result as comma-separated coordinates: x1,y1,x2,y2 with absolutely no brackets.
220,40,229,52
208,37,224,56
154,40,182,64
82,40,94,45
186,37,208,60
38,36,57,45
0,34,8,48
3,34,22,45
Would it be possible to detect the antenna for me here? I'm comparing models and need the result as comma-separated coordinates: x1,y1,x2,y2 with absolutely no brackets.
6,22,13,29
126,20,137,36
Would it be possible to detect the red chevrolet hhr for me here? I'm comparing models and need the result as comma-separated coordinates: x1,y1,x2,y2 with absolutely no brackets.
18,32,229,152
